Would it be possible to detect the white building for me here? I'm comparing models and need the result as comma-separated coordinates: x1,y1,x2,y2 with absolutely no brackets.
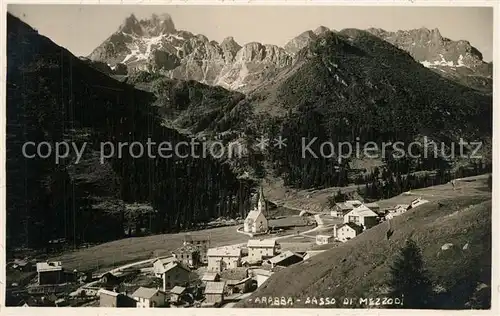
244,187,268,234
131,287,167,308
343,204,379,230
247,239,279,261
330,200,363,217
337,223,364,242
152,257,178,277
386,204,409,220
207,246,242,272
315,235,334,245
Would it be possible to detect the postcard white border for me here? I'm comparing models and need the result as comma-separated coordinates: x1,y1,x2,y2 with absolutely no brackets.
0,1,498,316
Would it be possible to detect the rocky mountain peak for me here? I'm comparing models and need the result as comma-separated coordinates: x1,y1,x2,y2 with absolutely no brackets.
314,26,330,35
366,27,485,67
284,30,318,55
141,13,176,35
221,36,239,47
220,36,242,63
119,14,143,35
118,13,176,37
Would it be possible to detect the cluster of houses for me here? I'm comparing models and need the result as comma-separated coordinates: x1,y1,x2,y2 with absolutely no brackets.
14,185,431,308
315,197,430,244
95,235,307,308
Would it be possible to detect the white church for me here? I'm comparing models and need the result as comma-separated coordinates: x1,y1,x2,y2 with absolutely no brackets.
244,186,269,234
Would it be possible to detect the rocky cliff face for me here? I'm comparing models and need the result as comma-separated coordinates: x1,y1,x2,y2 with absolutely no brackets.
89,14,492,93
366,27,492,92
283,26,331,55
89,14,293,92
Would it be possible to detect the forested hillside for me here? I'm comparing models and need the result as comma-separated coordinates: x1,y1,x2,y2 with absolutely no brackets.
6,13,254,251
249,30,492,189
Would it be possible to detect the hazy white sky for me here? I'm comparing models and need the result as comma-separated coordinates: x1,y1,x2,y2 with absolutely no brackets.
8,5,494,61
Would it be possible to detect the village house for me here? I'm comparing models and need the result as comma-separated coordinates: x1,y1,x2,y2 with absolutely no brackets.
244,187,269,234
266,251,303,268
152,257,178,277
203,281,225,306
201,272,220,284
315,234,334,245
343,204,379,230
251,269,274,288
337,222,364,242
247,239,279,261
169,286,187,304
131,287,167,308
98,289,137,307
207,246,242,272
161,262,192,291
183,235,210,263
386,204,409,220
183,234,210,247
172,244,201,268
36,261,64,285
99,270,137,290
99,272,122,290
331,200,363,217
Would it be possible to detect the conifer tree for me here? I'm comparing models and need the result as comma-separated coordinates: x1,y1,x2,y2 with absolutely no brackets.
388,238,434,308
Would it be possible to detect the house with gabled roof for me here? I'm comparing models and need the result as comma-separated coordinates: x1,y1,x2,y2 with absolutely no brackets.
247,239,279,261
266,250,303,268
331,199,363,217
98,289,137,307
203,281,226,306
343,204,379,230
201,272,220,283
152,257,178,277
161,261,191,291
131,287,167,308
169,286,187,304
207,246,242,272
172,244,201,268
337,222,364,242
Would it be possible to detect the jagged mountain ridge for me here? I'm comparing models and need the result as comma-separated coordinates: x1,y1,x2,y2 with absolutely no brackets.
89,14,492,93
89,13,292,92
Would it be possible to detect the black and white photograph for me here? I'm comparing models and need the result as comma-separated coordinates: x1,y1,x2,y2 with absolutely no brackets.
3,2,496,311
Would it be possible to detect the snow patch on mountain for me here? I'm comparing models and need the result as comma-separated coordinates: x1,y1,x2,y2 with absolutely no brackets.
421,54,467,68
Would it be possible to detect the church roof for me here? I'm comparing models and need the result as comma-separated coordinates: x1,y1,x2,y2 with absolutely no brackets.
245,210,264,221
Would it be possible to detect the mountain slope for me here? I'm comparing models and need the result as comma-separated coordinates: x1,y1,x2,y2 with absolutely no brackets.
123,29,492,190
238,30,492,188
238,180,492,309
6,13,254,250
366,28,492,93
